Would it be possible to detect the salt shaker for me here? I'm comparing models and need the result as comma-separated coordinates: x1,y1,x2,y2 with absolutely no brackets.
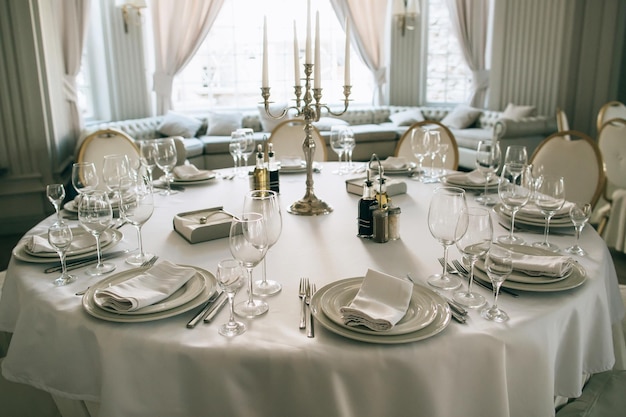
388,206,401,240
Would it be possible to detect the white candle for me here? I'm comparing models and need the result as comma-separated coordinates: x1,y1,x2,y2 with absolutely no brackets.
262,16,268,88
305,0,311,64
344,18,350,86
314,11,320,88
293,21,300,86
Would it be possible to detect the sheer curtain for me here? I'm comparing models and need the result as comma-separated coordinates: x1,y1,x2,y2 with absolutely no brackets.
150,0,224,115
330,0,389,105
446,0,490,108
61,0,91,139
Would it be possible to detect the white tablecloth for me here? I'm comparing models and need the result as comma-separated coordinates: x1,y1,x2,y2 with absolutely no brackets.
1,163,624,417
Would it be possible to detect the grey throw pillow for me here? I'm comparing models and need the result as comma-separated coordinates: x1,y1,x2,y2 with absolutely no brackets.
441,105,482,129
389,109,425,126
206,111,243,136
157,111,202,138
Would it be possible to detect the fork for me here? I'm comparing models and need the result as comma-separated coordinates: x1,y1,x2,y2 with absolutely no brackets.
74,255,158,296
299,278,308,329
452,259,519,298
438,257,458,274
306,282,316,338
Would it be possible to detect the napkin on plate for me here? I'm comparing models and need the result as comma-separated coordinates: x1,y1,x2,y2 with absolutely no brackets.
25,232,97,254
279,156,304,169
339,269,413,331
380,156,408,170
518,201,574,218
508,250,574,277
94,260,196,312
173,164,214,181
465,169,488,184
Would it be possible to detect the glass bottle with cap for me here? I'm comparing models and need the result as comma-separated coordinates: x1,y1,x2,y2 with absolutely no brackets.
251,144,268,190
267,142,280,193
357,170,378,238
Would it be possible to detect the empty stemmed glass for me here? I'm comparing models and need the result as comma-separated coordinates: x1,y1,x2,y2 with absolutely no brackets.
475,141,502,205
229,212,269,317
423,130,441,183
216,259,246,337
120,175,154,266
532,174,565,251
481,246,513,322
243,190,282,296
46,184,66,224
139,141,157,186
78,190,115,276
427,186,467,290
453,207,492,308
503,145,528,184
229,131,243,177
330,125,347,174
497,164,532,244
237,128,256,176
72,162,99,197
566,202,592,256
343,128,356,172
48,222,77,286
410,128,431,182
154,138,178,195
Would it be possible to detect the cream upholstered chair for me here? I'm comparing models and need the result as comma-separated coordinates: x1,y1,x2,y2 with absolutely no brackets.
597,101,626,133
394,120,459,170
529,130,606,209
596,118,626,238
556,107,570,132
268,119,327,162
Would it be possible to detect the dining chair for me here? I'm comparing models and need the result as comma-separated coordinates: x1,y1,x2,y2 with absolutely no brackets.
596,118,626,236
597,101,626,133
394,120,459,170
556,107,570,132
268,119,328,162
529,130,606,209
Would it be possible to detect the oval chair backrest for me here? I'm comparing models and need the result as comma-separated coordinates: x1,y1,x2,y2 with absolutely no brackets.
268,119,327,163
598,118,626,199
530,130,606,208
394,120,459,170
597,101,626,133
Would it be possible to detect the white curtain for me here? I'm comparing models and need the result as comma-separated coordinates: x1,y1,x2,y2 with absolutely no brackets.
150,0,224,115
60,0,91,140
330,0,389,105
445,0,490,108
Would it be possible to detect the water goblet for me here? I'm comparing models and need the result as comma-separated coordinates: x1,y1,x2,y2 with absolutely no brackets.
453,207,492,308
78,190,115,276
237,128,256,176
72,162,99,196
330,125,347,174
422,130,441,183
46,184,66,224
532,174,565,251
566,202,592,256
216,259,246,337
48,222,77,286
410,128,431,182
120,175,154,266
139,141,157,185
229,213,269,317
497,164,532,244
243,190,282,296
481,246,513,322
475,141,502,205
427,186,467,290
229,131,243,177
343,128,356,172
154,138,178,195
102,153,131,194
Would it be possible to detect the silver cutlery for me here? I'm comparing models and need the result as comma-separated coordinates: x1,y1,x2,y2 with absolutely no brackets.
299,277,308,330
451,259,520,298
46,248,136,274
74,255,158,296
406,273,467,323
203,292,228,323
306,282,316,338
187,289,223,328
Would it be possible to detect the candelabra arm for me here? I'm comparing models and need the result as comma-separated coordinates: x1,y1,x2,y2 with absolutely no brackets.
317,85,352,117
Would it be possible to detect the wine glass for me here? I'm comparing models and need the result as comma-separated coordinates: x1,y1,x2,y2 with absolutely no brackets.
72,162,99,196
436,143,449,177
532,174,565,251
154,138,178,195
343,128,356,172
102,154,131,194
330,125,347,174
229,131,243,177
48,222,77,286
229,212,269,317
475,141,502,205
139,141,157,185
46,184,66,224
120,175,154,266
453,207,492,308
566,202,592,256
497,164,532,244
423,130,441,183
504,145,528,185
78,190,115,276
410,128,431,182
481,246,513,322
237,128,256,176
243,190,282,296
427,186,467,290
216,259,246,337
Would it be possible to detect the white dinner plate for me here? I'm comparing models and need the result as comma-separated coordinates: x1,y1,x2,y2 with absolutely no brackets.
311,277,451,344
22,227,112,258
13,229,123,264
493,203,573,228
63,199,122,214
82,265,216,322
382,161,417,175
320,278,439,336
442,173,499,190
93,268,207,315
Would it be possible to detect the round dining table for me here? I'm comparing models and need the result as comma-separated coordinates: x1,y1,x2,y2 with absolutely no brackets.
1,162,624,417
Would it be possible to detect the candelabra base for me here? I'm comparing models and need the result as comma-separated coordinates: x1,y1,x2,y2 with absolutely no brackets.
287,195,333,216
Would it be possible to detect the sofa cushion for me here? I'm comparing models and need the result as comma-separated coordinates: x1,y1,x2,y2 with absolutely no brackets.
389,108,425,126
319,124,398,145
157,111,202,138
450,127,492,150
313,117,349,131
441,105,482,129
182,138,205,159
501,103,537,121
206,111,243,135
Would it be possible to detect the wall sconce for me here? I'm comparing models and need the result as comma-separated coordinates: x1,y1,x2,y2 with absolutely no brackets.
116,0,147,33
394,0,419,37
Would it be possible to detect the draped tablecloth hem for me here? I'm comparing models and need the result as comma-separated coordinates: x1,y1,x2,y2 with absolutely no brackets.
0,369,100,404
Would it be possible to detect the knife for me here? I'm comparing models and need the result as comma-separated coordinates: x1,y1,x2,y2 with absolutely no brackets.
44,249,134,273
203,292,228,323
186,290,223,328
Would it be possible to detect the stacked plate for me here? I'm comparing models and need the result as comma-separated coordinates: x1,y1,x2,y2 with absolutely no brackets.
82,265,217,322
493,202,574,229
381,161,417,176
163,173,216,186
442,172,499,191
310,277,451,344
13,227,123,263
473,244,586,292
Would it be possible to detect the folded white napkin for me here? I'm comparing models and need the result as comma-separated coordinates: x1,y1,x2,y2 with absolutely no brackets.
94,260,196,312
509,251,574,277
340,269,413,331
518,201,574,218
466,169,488,184
26,232,97,254
381,156,408,170
279,156,304,169
173,165,213,180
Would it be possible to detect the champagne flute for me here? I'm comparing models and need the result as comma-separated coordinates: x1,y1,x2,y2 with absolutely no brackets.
427,186,467,290
154,138,178,195
78,190,115,276
216,259,246,337
410,128,431,182
423,130,441,183
139,141,157,186
475,141,502,205
48,222,77,286
532,174,565,251
566,202,592,256
72,162,99,196
229,131,243,177
481,246,513,322
237,128,256,176
453,207,492,308
243,190,282,296
497,164,532,244
229,213,269,317
46,184,66,224
120,175,154,266
330,125,347,174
